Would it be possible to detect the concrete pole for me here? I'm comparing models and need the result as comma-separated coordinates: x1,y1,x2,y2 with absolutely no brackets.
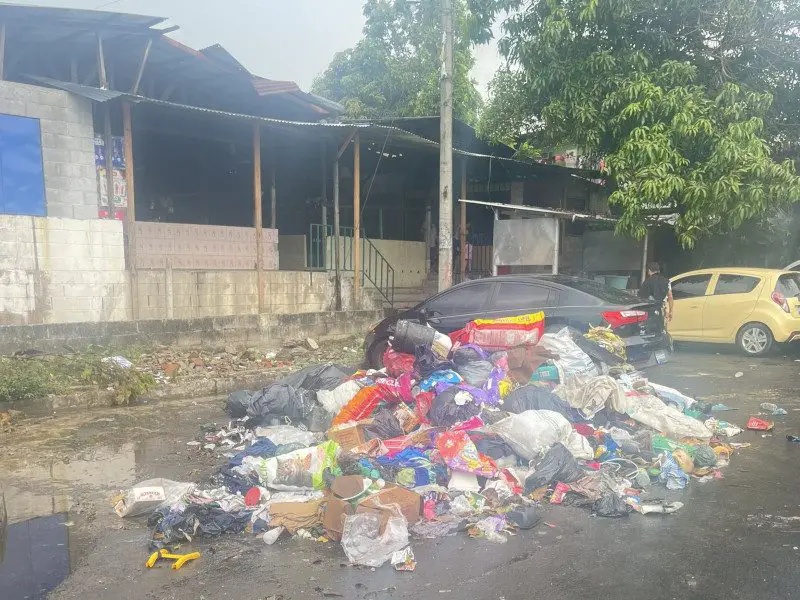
333,157,342,310
459,161,467,281
641,230,649,285
253,123,265,313
437,0,454,292
552,217,561,275
491,209,498,276
424,203,432,275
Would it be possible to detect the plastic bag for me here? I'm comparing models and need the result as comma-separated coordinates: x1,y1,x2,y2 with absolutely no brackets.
115,478,196,517
523,443,584,492
658,453,689,490
538,327,599,381
428,386,481,427
489,410,594,460
332,386,383,426
414,347,455,378
244,440,339,491
436,431,496,477
650,382,696,412
612,388,712,440
341,512,410,567
592,494,632,517
555,375,621,419
383,347,416,377
317,380,363,416
247,384,316,425
504,385,585,422
452,346,494,386
225,390,250,418
464,312,545,350
253,425,322,447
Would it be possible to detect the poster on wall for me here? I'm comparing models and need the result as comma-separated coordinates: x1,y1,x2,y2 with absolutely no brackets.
95,135,128,218
492,217,558,266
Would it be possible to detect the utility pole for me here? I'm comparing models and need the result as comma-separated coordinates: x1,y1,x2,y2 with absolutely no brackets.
438,0,454,292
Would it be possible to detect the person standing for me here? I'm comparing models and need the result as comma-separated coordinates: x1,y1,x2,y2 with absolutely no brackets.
638,261,673,321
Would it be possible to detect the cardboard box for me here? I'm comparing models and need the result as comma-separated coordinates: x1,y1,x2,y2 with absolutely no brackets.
356,485,422,527
327,420,371,451
322,494,353,541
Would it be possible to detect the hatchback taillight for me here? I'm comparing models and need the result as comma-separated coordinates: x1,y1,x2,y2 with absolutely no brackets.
771,291,790,313
602,310,648,328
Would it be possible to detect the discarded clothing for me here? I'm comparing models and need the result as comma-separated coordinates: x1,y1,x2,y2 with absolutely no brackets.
555,375,621,419
504,385,585,422
228,438,278,467
149,504,252,550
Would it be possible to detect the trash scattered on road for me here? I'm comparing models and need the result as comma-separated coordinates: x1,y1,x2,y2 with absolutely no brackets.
760,402,788,415
112,316,749,571
734,371,744,378
746,417,775,431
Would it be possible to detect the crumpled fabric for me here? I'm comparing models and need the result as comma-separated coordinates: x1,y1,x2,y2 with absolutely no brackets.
612,388,712,440
228,438,278,467
505,385,586,422
554,375,621,419
489,410,594,460
523,443,584,492
148,504,252,550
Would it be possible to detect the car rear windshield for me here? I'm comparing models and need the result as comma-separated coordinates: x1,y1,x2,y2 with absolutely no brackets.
560,278,637,304
776,273,800,297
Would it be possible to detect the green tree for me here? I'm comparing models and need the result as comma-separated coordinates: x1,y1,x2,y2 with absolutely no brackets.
312,0,497,125
480,0,800,246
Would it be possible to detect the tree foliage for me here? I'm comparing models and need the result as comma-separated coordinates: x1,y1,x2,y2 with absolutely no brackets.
481,0,800,246
312,0,498,124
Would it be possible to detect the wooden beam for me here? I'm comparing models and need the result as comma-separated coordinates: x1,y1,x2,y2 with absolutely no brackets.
333,155,342,310
353,132,361,305
321,143,328,269
460,160,467,281
131,37,153,94
253,123,266,313
0,23,6,81
96,33,107,89
122,101,139,320
102,105,115,219
337,130,357,159
270,165,277,229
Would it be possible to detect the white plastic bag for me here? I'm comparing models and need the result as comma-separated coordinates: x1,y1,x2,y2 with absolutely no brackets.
114,478,196,517
554,375,621,418
489,409,593,460
649,382,696,411
253,424,322,447
340,513,410,567
539,328,599,381
316,380,362,416
612,389,712,440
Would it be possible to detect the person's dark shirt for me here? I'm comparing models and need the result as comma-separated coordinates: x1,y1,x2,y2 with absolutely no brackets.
639,274,670,302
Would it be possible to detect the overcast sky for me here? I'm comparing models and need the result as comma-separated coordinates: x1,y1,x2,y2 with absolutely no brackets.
14,0,503,95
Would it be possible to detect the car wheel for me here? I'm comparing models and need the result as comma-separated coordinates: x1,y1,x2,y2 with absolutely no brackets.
736,323,774,356
367,339,389,369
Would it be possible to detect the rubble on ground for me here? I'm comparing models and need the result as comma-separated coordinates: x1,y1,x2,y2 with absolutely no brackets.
114,314,751,570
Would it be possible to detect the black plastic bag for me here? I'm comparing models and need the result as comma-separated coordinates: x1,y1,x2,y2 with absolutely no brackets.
468,431,517,460
428,386,481,427
504,385,586,422
524,443,584,493
452,347,494,386
414,346,454,379
364,408,405,440
246,383,315,425
592,494,632,518
225,389,250,418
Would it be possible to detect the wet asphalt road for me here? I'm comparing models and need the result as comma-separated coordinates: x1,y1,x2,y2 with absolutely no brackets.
2,345,800,600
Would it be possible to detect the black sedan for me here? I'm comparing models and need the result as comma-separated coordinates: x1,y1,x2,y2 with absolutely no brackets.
364,275,671,368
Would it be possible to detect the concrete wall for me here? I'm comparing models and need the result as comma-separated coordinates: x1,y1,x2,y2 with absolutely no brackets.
0,81,98,219
0,215,128,325
323,237,427,288
0,310,384,356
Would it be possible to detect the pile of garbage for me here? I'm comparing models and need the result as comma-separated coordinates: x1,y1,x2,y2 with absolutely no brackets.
115,312,748,570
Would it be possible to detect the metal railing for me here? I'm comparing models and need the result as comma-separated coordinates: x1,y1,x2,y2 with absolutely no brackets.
308,224,395,307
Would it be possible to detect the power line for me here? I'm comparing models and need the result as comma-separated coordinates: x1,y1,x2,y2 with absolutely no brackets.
94,0,128,10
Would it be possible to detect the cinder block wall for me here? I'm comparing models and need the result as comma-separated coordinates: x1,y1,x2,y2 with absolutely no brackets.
0,81,98,219
0,215,129,325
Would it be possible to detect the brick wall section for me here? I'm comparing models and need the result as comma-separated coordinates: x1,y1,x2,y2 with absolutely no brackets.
0,81,98,219
0,310,385,355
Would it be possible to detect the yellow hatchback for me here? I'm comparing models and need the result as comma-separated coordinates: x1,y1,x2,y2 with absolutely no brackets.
669,268,800,356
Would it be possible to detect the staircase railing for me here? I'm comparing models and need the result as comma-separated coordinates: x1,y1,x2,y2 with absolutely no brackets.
308,224,395,307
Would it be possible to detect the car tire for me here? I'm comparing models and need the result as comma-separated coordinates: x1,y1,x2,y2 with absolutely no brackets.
367,339,389,369
736,322,774,357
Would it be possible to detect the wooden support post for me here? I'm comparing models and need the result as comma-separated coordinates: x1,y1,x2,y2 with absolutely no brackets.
131,37,153,94
253,123,265,313
333,156,342,310
102,106,115,220
459,160,467,281
353,132,361,306
96,33,107,89
122,101,139,320
270,165,276,229
0,23,7,81
321,144,328,269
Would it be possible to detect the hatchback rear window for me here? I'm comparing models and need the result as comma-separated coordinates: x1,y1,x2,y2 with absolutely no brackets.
559,279,636,304
776,273,800,297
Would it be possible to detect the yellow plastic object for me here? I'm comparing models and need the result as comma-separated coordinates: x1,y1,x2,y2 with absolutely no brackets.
145,548,201,570
472,312,545,326
498,378,513,398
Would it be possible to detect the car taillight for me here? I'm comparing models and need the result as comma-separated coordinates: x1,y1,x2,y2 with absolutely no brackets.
602,310,648,328
771,291,790,313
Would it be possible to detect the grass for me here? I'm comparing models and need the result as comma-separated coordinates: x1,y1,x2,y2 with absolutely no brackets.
0,345,156,405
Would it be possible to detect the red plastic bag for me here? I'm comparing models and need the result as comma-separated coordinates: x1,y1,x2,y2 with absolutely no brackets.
383,347,415,377
332,385,382,426
414,391,435,424
746,416,774,431
460,312,545,350
374,373,413,404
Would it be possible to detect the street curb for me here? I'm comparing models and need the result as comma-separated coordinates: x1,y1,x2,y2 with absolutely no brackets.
0,370,273,414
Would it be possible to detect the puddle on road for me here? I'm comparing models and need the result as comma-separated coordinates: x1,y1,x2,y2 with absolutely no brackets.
0,439,165,599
